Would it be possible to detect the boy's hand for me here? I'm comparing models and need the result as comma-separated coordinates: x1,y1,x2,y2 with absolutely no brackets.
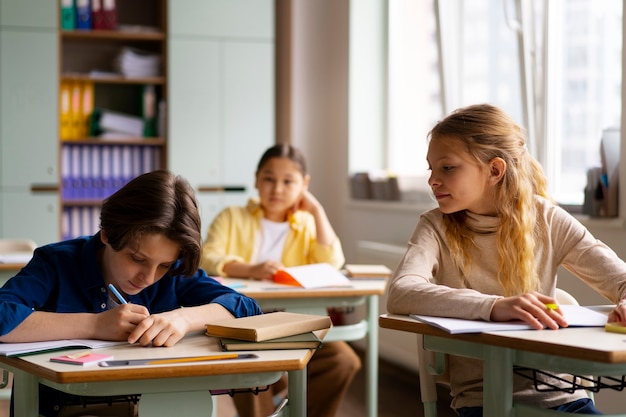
95,304,150,340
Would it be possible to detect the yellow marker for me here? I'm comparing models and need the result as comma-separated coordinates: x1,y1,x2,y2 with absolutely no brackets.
147,354,239,365
545,303,558,311
605,322,626,334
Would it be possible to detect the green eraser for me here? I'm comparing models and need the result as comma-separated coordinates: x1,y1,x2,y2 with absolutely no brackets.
605,322,626,334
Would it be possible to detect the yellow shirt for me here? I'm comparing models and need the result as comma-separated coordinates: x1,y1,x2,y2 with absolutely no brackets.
200,198,345,276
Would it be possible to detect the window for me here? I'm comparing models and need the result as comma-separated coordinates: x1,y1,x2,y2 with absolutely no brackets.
380,0,622,207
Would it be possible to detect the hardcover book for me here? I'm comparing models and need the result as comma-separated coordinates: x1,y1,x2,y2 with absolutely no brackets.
219,332,323,351
205,311,332,342
344,264,392,279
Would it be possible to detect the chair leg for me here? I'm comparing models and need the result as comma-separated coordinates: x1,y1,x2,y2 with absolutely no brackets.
0,370,9,389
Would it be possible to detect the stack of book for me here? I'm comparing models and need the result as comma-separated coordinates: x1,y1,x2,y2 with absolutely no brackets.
205,311,332,351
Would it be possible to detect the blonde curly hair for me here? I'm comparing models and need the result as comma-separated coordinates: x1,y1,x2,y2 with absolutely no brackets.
428,104,552,296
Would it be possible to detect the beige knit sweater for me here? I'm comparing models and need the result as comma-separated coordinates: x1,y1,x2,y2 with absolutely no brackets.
387,196,626,410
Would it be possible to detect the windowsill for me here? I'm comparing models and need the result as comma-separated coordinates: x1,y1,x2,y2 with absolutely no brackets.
573,214,625,229
348,199,626,229
346,198,437,214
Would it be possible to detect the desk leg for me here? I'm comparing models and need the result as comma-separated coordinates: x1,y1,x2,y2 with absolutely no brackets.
483,345,513,417
288,368,307,417
12,370,39,417
366,295,379,417
138,390,213,416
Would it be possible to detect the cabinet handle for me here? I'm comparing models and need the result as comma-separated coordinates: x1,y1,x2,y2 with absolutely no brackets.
197,186,246,193
30,184,59,193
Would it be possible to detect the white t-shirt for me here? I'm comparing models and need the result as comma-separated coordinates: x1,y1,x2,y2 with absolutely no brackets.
253,218,290,263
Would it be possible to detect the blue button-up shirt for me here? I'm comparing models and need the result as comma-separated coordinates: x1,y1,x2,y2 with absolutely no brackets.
0,232,261,416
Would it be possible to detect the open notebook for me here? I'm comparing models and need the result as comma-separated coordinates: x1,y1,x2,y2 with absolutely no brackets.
411,305,608,334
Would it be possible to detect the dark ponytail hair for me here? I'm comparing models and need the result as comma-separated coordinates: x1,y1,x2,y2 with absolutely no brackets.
256,144,308,176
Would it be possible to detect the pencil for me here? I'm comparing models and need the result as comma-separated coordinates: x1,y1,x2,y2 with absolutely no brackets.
108,283,128,305
147,354,240,365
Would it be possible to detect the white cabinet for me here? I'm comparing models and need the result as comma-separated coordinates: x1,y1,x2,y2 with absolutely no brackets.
168,0,275,236
1,191,58,246
0,0,58,243
0,0,57,29
169,0,273,38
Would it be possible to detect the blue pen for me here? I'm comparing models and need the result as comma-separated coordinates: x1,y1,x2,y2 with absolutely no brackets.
108,283,128,305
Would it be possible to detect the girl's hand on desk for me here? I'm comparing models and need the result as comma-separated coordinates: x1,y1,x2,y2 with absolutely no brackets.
250,261,283,281
95,304,149,340
490,292,567,330
223,260,283,281
608,299,626,324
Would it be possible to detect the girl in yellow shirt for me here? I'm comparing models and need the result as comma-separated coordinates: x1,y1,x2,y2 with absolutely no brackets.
201,144,360,417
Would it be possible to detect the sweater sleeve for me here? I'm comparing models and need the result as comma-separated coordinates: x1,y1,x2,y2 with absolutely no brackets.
548,205,626,303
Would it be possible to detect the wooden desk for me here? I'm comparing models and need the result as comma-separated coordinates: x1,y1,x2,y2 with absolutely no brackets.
379,313,626,417
0,332,313,417
226,278,387,417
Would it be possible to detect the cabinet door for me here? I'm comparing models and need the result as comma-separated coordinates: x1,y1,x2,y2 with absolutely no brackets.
0,29,58,188
168,39,274,233
168,38,221,186
0,0,57,29
169,0,273,38
221,41,274,188
1,191,58,245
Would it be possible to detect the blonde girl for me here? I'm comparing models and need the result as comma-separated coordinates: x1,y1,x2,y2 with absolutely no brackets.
387,104,626,416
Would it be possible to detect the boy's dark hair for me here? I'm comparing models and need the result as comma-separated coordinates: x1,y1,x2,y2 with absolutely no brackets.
100,170,201,277
256,144,308,176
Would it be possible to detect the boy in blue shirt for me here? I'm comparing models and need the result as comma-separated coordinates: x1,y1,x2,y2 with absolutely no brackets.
0,170,262,417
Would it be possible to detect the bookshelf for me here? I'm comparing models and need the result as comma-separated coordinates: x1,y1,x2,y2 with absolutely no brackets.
58,0,167,240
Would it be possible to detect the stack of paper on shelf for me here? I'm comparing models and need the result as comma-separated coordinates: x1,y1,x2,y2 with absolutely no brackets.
272,263,352,288
93,108,143,137
205,311,332,342
115,47,161,78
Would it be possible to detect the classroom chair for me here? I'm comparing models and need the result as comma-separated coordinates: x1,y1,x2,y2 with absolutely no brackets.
415,288,586,417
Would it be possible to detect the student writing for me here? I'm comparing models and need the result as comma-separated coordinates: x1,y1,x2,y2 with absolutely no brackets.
0,170,262,417
201,143,360,417
386,104,626,416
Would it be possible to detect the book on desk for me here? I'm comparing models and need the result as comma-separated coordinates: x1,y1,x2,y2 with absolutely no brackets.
205,311,332,342
219,331,323,351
